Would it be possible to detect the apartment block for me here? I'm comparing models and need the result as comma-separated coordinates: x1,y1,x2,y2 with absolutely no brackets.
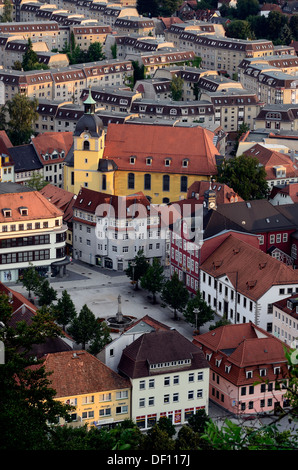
0,183,67,282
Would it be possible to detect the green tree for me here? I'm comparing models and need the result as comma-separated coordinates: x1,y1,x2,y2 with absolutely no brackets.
266,11,288,42
19,265,42,299
217,153,269,201
27,172,48,190
87,319,111,356
35,279,57,307
170,74,184,101
68,304,110,351
280,24,293,45
137,0,159,17
5,93,38,145
140,258,164,303
111,43,117,59
175,425,201,451
226,20,253,40
235,0,259,19
0,0,12,22
22,38,39,71
142,423,175,451
161,272,189,320
132,60,145,84
183,290,214,333
289,15,298,40
187,408,211,434
125,249,149,290
247,15,269,39
53,289,77,331
0,294,73,450
87,42,105,62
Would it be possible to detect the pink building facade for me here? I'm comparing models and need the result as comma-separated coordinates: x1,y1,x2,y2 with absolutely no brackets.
193,322,290,415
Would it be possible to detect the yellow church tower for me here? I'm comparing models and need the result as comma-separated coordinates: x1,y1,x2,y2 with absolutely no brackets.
64,88,112,194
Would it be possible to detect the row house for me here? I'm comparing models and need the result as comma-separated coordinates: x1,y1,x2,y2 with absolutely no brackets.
35,100,82,134
134,77,172,101
153,66,222,102
273,294,298,348
80,86,142,113
201,88,263,133
113,16,154,35
70,24,112,52
238,63,298,105
165,29,274,77
126,49,196,79
0,59,133,103
104,34,174,60
0,21,68,51
193,322,291,416
239,56,298,78
165,21,225,47
254,104,298,132
130,99,216,128
42,350,131,429
3,39,69,70
118,329,210,430
72,187,165,270
0,182,67,282
36,99,131,133
31,131,73,187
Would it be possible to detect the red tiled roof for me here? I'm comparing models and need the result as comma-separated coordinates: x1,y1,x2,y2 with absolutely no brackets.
193,322,290,386
0,190,63,223
103,124,218,176
243,144,298,180
200,234,298,300
73,187,151,218
42,350,131,398
39,184,76,223
32,132,73,165
187,180,244,204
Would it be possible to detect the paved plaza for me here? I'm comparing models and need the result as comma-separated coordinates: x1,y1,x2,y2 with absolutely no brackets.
12,260,206,341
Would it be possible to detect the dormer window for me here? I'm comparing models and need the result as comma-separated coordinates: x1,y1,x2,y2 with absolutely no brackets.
182,159,189,167
259,368,267,377
215,358,222,367
130,156,136,164
287,300,293,310
19,207,28,216
225,364,231,373
246,370,253,379
146,157,152,166
165,159,171,167
274,366,280,375
3,208,11,217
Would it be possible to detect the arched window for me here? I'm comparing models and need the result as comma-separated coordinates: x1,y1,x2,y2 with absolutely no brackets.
83,140,90,150
163,175,170,191
144,174,151,190
128,173,135,189
180,175,188,192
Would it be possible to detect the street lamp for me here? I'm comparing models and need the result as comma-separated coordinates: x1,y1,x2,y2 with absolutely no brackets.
193,307,199,335
130,260,136,290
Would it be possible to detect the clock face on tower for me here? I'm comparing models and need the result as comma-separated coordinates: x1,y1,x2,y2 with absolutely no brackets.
84,134,89,139
209,201,215,208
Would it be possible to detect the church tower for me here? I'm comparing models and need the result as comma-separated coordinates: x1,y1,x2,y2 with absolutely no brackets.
64,88,106,194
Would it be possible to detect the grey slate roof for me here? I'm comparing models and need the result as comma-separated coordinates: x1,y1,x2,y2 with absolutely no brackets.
8,144,43,172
